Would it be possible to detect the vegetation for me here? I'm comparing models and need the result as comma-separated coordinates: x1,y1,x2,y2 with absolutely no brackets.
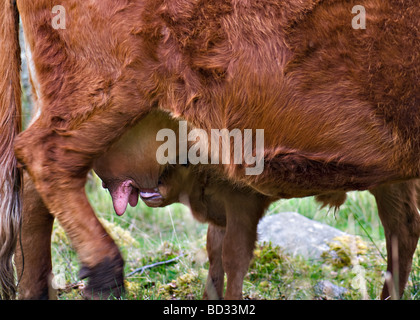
50,173,419,300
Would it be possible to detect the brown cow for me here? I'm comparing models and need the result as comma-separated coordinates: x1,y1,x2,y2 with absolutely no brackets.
1,0,419,299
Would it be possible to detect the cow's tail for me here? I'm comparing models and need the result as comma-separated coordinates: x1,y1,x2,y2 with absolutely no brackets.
0,0,23,300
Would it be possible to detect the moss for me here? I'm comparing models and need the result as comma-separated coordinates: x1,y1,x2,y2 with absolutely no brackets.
249,242,287,280
243,242,316,299
157,269,206,300
321,235,369,268
124,280,143,299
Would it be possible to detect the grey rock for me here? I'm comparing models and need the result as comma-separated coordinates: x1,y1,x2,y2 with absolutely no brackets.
314,280,348,300
257,212,349,260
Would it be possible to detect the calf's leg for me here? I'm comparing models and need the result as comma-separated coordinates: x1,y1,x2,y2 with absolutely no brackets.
370,180,420,299
204,224,225,300
222,194,267,300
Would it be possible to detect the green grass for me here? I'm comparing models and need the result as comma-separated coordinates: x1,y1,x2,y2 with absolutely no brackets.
51,173,420,300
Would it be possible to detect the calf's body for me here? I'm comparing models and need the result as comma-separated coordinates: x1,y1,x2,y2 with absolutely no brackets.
94,111,273,299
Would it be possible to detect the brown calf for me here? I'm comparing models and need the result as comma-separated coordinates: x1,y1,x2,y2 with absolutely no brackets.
1,0,419,299
93,111,273,299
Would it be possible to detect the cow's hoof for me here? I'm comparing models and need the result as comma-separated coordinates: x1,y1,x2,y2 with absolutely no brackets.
79,254,125,300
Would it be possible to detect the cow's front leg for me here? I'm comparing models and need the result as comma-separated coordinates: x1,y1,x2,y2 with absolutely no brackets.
15,130,124,299
14,103,149,299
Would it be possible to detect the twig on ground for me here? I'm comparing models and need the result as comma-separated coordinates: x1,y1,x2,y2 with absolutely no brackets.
127,253,186,277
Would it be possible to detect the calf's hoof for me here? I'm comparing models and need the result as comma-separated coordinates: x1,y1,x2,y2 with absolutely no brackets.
79,255,125,300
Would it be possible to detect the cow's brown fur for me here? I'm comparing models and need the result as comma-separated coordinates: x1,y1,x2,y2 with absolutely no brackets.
1,0,419,299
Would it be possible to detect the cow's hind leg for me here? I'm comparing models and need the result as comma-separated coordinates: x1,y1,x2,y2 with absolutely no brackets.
370,180,420,299
14,102,150,299
15,172,54,299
